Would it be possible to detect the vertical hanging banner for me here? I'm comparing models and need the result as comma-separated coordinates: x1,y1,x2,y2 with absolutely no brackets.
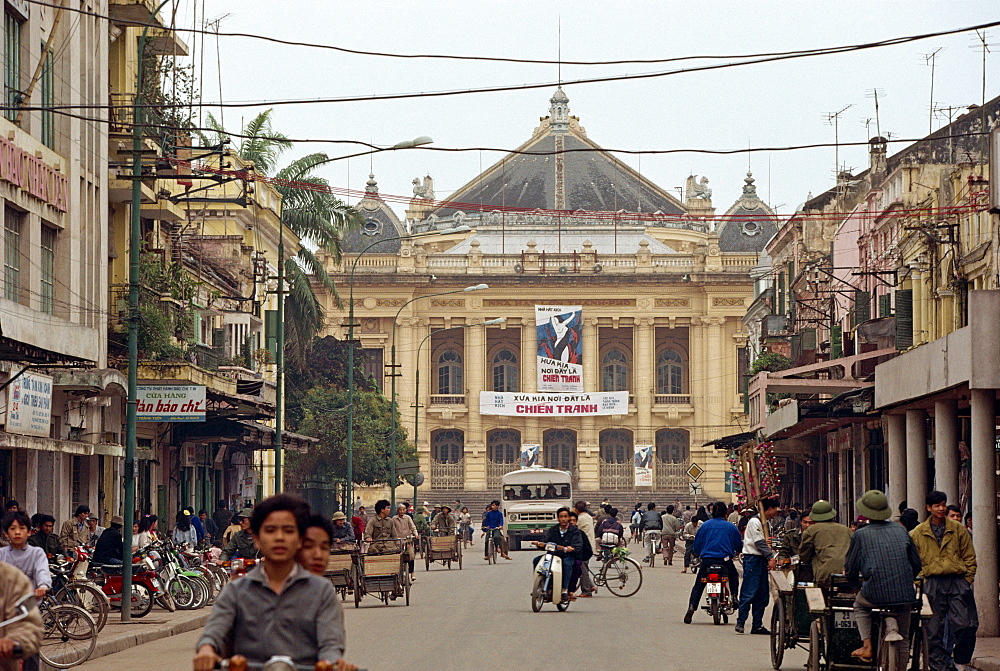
536,305,583,392
520,444,541,468
634,445,654,486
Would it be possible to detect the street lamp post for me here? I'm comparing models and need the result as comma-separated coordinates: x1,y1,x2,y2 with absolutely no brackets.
344,225,471,513
389,284,488,508
413,319,505,493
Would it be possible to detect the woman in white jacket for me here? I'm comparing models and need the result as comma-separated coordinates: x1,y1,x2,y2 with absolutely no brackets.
171,510,198,547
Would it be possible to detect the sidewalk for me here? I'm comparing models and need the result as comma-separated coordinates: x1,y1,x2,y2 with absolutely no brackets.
44,606,212,670
972,637,1000,671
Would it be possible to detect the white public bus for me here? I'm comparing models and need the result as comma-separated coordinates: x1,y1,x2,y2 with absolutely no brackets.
500,467,573,551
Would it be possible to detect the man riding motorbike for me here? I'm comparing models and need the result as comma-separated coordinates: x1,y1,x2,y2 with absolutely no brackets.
531,507,583,603
684,502,742,624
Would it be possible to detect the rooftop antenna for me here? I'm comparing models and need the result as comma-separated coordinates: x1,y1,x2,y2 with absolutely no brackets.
971,30,995,172
824,104,853,185
865,89,885,139
557,16,562,86
923,47,943,134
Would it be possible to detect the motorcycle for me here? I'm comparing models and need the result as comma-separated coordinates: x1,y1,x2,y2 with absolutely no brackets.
700,561,735,625
530,542,570,612
88,551,163,618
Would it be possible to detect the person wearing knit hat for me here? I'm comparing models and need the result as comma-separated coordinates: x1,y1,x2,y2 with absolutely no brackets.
844,490,922,664
798,500,852,587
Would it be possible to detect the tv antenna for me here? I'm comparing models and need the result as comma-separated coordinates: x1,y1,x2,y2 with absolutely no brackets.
923,48,943,134
865,89,886,139
824,104,853,185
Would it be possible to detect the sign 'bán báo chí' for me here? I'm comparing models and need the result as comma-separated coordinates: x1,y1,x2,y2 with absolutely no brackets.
136,385,206,422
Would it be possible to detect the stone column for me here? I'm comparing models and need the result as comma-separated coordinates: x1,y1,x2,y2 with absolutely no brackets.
465,323,487,490
971,389,998,636
972,389,1000,636
933,399,959,506
634,318,654,447
905,409,928,518
520,320,537,393
910,269,924,346
411,319,430,477
885,414,907,511
579,318,600,490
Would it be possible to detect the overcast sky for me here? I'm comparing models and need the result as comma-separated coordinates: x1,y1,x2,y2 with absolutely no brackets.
173,1,997,219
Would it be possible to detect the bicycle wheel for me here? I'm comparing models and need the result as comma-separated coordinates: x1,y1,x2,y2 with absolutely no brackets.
54,583,108,633
39,604,97,669
877,637,899,671
807,619,822,671
187,575,211,609
649,543,656,568
909,623,930,671
769,598,786,669
168,576,197,609
600,557,642,597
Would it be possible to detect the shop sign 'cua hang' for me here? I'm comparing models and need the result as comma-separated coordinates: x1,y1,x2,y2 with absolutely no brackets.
136,385,206,422
480,391,629,417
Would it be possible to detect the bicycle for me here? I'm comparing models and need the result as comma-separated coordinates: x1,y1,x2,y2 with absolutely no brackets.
642,530,661,567
37,592,97,668
588,544,643,597
485,528,501,564
49,558,109,633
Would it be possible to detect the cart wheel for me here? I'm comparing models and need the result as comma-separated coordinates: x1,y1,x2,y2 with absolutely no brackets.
458,550,463,570
807,619,822,671
354,584,362,609
447,560,452,570
770,598,786,669
425,553,430,571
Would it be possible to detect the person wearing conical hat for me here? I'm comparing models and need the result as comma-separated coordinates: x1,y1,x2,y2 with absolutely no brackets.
798,500,852,588
844,490,922,664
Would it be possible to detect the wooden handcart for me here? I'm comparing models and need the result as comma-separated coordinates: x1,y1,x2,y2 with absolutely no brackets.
424,534,462,571
325,547,360,602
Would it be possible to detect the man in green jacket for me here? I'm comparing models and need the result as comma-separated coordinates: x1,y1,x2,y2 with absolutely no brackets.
911,490,977,671
798,500,852,587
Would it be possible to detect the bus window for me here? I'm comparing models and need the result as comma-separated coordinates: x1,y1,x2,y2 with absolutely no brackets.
560,485,569,499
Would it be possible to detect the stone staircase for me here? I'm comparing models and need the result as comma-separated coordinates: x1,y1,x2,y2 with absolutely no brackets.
410,489,714,516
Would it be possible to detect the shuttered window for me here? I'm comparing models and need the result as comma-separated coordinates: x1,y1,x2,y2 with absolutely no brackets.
894,289,913,349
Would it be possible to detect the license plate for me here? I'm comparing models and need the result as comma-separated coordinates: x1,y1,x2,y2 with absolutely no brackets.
834,612,857,629
530,529,543,534
706,583,722,594
150,579,161,590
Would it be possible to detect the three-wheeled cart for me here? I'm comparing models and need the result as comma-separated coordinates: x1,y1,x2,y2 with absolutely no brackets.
355,547,411,607
325,547,360,602
424,534,462,571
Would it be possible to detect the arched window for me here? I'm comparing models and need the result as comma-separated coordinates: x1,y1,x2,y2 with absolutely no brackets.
487,429,520,463
432,429,464,463
436,349,463,394
656,429,689,463
492,349,519,392
601,349,629,392
656,349,684,394
600,429,633,463
543,429,577,471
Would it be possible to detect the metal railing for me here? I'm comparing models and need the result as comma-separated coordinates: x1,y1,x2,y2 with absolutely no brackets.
599,459,634,490
430,394,466,405
486,460,520,489
654,394,691,404
655,462,688,490
430,459,464,489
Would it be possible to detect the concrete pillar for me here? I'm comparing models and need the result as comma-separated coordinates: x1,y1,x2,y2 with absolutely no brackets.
464,323,487,490
910,270,924,346
634,318,654,446
970,388,998,636
885,414,907,512
578,318,600,490
520,319,538,394
905,409,928,519
933,399,960,506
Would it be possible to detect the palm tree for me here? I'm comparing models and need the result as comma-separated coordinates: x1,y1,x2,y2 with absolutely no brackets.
204,110,362,368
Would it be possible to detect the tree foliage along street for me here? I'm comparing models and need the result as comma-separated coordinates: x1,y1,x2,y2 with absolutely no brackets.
285,336,416,489
202,109,364,369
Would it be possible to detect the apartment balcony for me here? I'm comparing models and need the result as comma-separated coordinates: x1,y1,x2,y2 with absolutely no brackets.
108,0,166,26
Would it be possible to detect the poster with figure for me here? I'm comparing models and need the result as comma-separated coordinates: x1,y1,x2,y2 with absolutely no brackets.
536,305,583,392
520,444,541,469
634,445,654,486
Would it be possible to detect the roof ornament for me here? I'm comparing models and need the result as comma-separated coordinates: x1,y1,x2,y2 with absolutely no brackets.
549,86,570,134
742,171,758,199
365,173,378,195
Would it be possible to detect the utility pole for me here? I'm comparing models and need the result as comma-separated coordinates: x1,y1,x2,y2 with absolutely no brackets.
924,48,943,135
274,209,284,493
124,0,171,622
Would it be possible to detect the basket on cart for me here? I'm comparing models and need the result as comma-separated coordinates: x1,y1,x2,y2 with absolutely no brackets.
325,550,359,602
355,544,410,608
424,533,462,571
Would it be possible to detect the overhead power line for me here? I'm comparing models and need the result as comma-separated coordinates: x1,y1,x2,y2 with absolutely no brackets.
21,0,1000,69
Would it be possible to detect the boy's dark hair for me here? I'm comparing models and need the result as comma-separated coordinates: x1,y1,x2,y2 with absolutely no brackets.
666,505,674,514
647,502,656,511
567,511,578,520
74,505,90,516
217,499,228,509
30,513,42,528
490,500,500,507
5,500,19,511
37,514,55,526
303,514,334,543
250,494,311,536
198,509,208,516
712,502,727,518
761,497,780,511
374,499,391,515
2,511,31,532
925,490,947,506
556,506,571,517
946,504,962,515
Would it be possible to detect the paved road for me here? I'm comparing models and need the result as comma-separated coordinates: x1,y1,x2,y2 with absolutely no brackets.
78,543,808,670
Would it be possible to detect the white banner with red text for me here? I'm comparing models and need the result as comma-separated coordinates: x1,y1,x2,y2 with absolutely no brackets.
479,391,629,417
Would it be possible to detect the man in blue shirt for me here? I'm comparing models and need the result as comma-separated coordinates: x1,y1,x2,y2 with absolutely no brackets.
684,501,742,624
482,500,511,561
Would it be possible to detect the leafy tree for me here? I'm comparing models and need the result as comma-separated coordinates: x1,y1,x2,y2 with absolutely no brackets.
750,351,792,376
289,385,414,489
202,110,363,368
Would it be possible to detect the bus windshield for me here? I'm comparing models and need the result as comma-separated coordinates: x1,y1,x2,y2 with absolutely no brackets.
503,483,571,501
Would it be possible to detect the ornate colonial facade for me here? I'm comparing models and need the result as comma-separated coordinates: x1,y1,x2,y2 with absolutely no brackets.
321,90,776,498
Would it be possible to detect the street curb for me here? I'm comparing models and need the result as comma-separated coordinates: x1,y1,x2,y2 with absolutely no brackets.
972,656,1000,671
85,611,209,665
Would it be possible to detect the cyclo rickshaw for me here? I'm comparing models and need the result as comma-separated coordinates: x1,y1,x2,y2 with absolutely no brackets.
354,537,411,608
769,559,931,670
424,528,462,571
324,540,361,602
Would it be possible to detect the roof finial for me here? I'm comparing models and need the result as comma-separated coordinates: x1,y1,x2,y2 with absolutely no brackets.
742,171,758,198
365,172,379,195
549,86,570,133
